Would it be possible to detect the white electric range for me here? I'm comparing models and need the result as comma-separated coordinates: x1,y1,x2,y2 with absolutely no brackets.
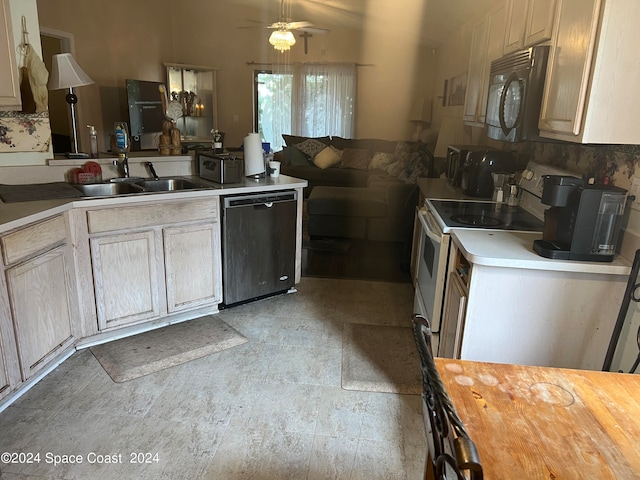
413,161,581,356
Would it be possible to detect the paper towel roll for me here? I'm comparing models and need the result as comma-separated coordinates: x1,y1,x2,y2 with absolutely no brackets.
244,133,265,177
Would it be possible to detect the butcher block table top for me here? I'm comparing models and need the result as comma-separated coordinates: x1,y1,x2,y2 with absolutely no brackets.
434,358,640,479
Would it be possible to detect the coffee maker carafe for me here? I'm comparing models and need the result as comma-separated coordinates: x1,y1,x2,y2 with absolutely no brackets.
533,175,627,262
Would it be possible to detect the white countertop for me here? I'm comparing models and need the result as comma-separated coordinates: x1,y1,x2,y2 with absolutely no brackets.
0,175,307,234
451,229,632,276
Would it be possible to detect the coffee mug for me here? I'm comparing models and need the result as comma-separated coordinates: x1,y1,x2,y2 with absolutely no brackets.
268,161,281,177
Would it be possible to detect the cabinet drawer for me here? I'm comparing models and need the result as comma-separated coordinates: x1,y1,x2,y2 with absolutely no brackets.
1,215,66,265
87,198,219,234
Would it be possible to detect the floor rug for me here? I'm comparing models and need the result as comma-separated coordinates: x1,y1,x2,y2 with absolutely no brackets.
90,315,248,383
342,323,422,395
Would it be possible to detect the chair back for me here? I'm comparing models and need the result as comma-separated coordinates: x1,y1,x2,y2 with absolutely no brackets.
412,314,483,480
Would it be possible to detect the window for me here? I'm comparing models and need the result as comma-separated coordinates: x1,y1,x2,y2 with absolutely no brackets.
255,63,356,151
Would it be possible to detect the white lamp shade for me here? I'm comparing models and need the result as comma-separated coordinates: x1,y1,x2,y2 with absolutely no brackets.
269,29,296,52
410,97,432,123
48,53,94,90
433,116,467,158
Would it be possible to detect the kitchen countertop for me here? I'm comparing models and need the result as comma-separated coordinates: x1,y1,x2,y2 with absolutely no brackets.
0,175,307,234
451,229,632,275
417,177,479,201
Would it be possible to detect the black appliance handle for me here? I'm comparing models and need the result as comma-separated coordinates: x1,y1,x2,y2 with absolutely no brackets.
499,71,525,137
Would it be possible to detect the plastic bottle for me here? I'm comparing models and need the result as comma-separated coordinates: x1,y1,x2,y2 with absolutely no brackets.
113,122,130,154
87,125,98,158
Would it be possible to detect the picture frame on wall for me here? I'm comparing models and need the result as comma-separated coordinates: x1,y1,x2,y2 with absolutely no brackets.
447,72,467,106
442,79,448,107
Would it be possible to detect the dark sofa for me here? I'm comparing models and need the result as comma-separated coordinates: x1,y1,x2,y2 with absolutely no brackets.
276,135,437,244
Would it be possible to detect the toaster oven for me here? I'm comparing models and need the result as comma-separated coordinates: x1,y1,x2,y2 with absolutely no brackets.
198,152,244,184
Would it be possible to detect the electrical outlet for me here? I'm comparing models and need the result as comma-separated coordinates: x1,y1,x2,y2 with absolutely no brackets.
630,177,640,211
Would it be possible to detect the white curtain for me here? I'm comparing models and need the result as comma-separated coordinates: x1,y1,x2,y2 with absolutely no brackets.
291,63,356,139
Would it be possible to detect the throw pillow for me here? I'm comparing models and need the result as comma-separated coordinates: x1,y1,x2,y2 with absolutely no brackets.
340,148,372,170
289,145,312,166
313,146,342,169
369,152,396,171
296,138,328,159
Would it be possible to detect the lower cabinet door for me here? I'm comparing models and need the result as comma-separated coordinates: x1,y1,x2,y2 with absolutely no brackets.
6,246,74,379
91,230,161,330
164,222,222,313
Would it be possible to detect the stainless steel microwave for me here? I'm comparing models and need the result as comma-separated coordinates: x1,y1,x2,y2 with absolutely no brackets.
485,46,549,142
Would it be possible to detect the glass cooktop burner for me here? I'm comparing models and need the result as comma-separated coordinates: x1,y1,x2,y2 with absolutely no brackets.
450,214,503,227
428,200,543,232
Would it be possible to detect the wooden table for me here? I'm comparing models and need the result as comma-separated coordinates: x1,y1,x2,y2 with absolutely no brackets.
434,358,640,479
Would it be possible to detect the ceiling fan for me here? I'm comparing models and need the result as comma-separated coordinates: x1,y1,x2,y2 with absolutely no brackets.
241,0,329,52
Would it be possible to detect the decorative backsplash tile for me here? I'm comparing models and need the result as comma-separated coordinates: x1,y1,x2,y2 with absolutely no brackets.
0,111,51,153
509,141,640,192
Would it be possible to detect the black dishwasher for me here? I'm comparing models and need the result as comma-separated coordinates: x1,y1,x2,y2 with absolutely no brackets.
221,190,297,306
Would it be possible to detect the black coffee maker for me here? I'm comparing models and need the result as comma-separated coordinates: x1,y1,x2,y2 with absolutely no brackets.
533,175,627,262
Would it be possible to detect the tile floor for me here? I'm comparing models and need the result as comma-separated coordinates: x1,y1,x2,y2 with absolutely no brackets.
0,277,427,480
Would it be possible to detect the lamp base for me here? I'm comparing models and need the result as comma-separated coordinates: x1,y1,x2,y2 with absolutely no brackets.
66,152,90,159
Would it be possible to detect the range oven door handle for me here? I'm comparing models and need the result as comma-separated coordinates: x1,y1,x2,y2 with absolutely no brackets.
418,207,444,244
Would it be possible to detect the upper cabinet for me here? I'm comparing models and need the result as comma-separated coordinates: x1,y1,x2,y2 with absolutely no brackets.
539,0,640,144
0,0,21,110
464,2,507,126
504,0,557,54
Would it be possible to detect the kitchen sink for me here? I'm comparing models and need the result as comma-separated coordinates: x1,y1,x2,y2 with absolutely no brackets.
135,178,208,192
72,182,145,196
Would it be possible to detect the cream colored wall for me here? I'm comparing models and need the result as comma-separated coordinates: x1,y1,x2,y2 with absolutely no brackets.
35,0,174,157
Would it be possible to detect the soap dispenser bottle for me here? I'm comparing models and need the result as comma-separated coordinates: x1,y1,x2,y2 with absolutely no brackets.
87,125,98,158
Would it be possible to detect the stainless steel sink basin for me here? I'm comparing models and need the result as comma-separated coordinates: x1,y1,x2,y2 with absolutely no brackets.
72,182,145,196
135,178,207,192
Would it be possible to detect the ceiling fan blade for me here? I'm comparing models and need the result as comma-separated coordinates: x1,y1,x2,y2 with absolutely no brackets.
297,26,330,34
287,21,313,30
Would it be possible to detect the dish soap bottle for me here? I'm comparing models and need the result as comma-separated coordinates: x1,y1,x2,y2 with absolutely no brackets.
113,122,130,155
87,125,98,158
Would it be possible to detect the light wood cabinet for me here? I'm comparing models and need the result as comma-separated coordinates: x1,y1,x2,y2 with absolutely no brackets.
91,230,161,330
0,267,20,401
504,0,556,54
6,246,75,379
464,2,507,126
164,223,222,313
539,0,640,144
1,215,76,382
86,198,222,331
0,0,21,110
524,0,556,46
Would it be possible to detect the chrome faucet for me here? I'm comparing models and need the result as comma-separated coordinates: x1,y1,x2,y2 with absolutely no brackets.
113,155,129,178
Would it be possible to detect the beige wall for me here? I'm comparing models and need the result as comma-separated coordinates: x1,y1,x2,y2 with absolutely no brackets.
26,0,438,164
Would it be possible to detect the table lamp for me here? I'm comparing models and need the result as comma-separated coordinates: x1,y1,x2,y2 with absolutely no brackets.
409,97,432,142
48,53,94,158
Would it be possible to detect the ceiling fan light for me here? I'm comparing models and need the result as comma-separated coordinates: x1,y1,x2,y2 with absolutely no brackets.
269,29,296,52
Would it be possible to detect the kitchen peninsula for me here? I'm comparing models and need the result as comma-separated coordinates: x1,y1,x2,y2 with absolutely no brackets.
0,170,307,412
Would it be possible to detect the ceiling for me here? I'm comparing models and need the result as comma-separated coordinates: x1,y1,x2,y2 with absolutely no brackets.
232,0,503,47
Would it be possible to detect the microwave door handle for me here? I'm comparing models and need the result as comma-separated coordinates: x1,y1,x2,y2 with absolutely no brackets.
419,208,443,244
499,71,524,136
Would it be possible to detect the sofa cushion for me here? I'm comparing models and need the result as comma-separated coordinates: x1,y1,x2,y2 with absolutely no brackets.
307,186,387,218
331,137,397,154
281,164,325,183
296,138,329,159
282,134,330,147
340,148,372,170
313,146,342,169
369,152,396,171
321,167,370,187
290,145,313,166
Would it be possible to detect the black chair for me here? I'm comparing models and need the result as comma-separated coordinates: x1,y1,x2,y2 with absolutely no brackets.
412,314,483,480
